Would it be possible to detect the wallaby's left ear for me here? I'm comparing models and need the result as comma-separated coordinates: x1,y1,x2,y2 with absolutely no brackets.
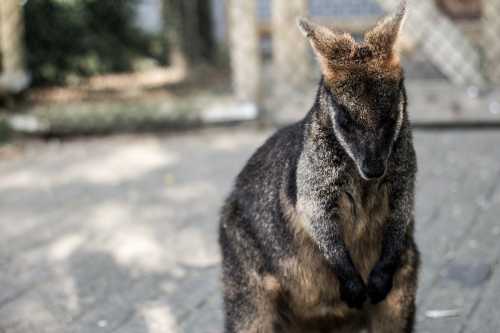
364,0,407,57
297,17,356,74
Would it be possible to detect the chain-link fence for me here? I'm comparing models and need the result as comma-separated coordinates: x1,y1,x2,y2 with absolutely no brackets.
222,0,500,124
1,0,499,125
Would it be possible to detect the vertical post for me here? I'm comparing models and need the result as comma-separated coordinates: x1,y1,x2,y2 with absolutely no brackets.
271,0,311,123
0,0,29,92
162,0,188,70
162,0,213,68
272,0,310,91
0,0,24,74
482,0,500,84
227,0,260,105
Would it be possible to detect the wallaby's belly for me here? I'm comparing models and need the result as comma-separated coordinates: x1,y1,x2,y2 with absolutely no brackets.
280,188,389,320
280,236,352,320
339,188,389,279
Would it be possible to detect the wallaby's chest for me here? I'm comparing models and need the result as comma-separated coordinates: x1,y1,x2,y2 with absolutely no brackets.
281,183,389,319
338,182,389,278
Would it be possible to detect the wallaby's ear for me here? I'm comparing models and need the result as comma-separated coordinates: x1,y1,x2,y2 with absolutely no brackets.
297,17,355,72
364,0,407,57
297,17,319,38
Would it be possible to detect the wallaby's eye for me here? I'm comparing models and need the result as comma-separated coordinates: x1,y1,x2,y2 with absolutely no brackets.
335,105,354,131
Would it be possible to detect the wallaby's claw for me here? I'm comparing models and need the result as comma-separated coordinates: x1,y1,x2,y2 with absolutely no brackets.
367,266,394,304
340,277,367,309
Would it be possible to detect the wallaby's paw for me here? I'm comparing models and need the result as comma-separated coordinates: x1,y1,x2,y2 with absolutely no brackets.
339,278,367,309
367,266,394,304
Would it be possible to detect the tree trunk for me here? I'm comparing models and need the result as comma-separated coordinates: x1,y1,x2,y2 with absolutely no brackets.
162,0,214,67
0,0,29,93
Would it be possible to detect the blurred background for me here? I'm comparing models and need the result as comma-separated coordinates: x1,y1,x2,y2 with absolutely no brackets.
1,0,500,332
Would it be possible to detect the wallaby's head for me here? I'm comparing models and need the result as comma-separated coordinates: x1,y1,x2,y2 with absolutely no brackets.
298,1,407,180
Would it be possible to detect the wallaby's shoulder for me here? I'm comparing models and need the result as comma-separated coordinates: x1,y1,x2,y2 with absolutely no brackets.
234,120,306,188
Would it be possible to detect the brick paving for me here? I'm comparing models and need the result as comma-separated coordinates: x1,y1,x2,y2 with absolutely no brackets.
0,127,499,332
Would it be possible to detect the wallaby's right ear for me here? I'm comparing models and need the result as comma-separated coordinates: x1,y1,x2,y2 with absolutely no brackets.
364,0,407,58
297,17,355,72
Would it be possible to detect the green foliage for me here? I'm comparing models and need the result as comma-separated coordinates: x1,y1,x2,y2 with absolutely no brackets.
24,0,164,86
0,117,11,143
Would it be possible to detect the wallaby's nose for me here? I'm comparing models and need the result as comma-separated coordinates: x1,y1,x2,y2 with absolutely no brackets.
361,160,386,180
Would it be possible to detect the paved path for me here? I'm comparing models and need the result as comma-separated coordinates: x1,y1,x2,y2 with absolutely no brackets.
1,127,500,333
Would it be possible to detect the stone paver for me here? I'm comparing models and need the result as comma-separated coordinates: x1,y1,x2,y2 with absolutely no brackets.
1,127,500,332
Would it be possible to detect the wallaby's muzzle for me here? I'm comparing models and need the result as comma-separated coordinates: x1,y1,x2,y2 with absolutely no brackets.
354,137,391,180
360,158,386,180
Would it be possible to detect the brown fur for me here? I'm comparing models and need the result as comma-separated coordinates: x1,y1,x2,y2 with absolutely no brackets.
280,179,385,321
298,2,406,83
242,178,417,332
222,169,417,326
368,248,418,332
239,273,282,333
299,9,405,133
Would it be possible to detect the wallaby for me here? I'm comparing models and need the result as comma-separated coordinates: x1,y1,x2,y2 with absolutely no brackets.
219,2,419,332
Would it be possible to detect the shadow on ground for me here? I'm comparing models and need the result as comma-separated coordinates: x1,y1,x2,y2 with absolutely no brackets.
1,128,500,333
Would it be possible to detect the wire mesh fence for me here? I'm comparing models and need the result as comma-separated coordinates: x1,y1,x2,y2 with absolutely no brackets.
0,0,499,125
225,0,500,123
